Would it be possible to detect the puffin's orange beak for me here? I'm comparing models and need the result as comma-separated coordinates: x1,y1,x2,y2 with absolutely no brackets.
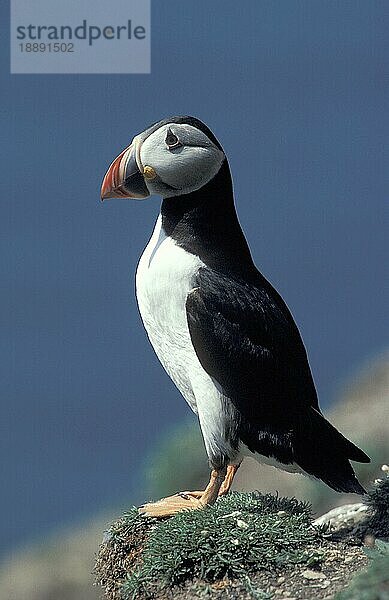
100,143,150,201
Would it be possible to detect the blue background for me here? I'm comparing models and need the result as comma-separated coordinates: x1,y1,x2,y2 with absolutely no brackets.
1,1,388,554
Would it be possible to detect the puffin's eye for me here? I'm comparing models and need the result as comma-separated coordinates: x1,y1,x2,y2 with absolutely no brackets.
165,128,181,149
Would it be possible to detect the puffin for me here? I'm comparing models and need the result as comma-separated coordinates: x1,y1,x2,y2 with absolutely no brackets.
101,116,370,517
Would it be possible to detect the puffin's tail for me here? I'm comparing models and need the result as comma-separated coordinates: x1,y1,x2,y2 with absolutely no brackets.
295,407,370,494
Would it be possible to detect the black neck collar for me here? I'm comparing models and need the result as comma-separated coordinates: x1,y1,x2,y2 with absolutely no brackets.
160,160,254,274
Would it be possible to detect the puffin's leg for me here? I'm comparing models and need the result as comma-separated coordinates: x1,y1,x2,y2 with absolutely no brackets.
199,468,227,505
182,463,241,499
138,467,226,518
218,463,241,496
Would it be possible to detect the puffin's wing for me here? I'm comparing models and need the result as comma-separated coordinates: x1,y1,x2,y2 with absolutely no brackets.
186,266,319,424
186,266,370,491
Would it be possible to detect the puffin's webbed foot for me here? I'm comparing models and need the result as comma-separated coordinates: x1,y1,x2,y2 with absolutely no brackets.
139,493,204,517
138,468,228,518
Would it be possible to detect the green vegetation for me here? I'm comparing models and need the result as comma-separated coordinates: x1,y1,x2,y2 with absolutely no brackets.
96,492,325,599
95,472,389,600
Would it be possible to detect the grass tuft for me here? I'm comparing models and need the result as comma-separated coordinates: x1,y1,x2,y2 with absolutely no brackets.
96,492,325,599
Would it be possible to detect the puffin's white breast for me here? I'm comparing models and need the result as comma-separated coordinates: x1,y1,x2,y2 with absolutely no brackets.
135,216,204,413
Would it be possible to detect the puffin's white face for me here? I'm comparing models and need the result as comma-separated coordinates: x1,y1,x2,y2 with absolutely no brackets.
138,123,225,197
101,121,225,200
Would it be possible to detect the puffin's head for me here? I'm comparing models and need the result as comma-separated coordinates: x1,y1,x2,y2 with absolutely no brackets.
101,116,225,201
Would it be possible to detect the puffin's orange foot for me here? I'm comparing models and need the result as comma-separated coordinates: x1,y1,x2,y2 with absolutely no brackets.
139,468,228,518
139,492,204,517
